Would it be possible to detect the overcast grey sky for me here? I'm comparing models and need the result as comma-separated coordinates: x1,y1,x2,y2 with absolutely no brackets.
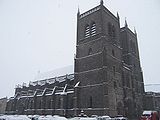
0,0,160,98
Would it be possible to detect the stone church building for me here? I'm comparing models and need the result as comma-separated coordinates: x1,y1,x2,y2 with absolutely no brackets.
6,1,145,119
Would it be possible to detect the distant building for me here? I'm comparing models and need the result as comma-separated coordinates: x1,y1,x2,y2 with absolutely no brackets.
0,97,7,114
6,0,144,119
143,92,160,111
145,84,160,93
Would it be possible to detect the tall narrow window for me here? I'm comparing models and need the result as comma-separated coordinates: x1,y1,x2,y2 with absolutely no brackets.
58,98,61,108
112,49,115,57
126,74,130,88
114,81,117,89
89,96,93,108
133,43,136,53
104,85,108,95
30,100,33,109
91,22,96,36
39,100,42,109
113,66,116,76
48,99,51,109
85,24,90,38
108,23,116,38
108,23,112,36
112,25,116,37
131,76,134,88
134,64,136,70
88,48,92,55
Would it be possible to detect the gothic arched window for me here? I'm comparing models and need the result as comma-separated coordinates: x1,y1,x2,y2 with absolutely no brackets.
85,24,90,38
91,22,96,36
108,22,116,38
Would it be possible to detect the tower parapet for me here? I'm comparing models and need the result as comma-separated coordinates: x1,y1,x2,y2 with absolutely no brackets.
79,5,100,19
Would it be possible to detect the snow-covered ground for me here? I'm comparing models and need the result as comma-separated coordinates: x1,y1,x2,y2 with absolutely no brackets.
0,115,69,120
0,115,68,120
0,115,97,120
0,115,111,120
0,115,31,120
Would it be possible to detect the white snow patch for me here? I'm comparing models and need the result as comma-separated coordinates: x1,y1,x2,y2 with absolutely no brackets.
0,115,31,120
145,84,160,93
34,65,74,81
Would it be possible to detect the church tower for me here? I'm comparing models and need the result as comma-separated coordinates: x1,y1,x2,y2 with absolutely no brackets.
74,1,124,116
120,22,145,118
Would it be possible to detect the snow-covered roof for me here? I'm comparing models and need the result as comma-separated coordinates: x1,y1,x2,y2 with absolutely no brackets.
29,74,74,87
145,84,160,93
34,65,74,81
143,111,152,115
24,65,74,87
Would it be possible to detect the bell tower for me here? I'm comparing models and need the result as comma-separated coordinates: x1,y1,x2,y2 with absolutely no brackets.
74,0,124,116
120,22,145,117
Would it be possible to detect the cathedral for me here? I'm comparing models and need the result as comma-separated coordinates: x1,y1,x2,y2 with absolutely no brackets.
6,1,145,119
